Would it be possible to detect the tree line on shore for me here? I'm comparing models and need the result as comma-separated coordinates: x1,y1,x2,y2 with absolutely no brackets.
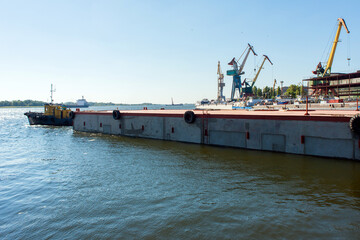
0,100,117,107
0,100,47,107
252,84,305,99
0,100,152,107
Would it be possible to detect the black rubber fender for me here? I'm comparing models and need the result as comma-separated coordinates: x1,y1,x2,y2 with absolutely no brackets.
184,111,196,124
350,114,360,135
113,110,121,120
69,111,75,119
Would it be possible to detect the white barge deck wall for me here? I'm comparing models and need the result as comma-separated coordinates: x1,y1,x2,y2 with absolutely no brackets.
73,109,360,160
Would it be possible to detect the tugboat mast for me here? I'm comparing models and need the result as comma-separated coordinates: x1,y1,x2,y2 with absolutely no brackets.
50,84,56,104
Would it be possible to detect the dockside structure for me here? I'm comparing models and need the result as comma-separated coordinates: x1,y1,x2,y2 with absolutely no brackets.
303,71,360,97
72,109,360,160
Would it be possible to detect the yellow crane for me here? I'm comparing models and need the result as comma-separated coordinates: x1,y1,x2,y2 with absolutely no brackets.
313,18,350,77
251,55,273,87
241,55,273,96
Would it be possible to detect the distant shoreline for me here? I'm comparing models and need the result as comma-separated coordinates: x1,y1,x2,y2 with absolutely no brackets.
0,103,193,108
0,106,44,108
0,100,149,108
0,99,193,108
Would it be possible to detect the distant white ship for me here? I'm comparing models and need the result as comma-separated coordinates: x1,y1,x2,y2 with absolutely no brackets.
64,96,89,108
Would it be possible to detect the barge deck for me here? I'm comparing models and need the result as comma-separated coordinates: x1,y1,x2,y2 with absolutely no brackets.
72,109,360,160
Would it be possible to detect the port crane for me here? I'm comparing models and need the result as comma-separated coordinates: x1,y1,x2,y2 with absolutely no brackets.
241,55,273,97
313,18,350,77
227,43,257,100
217,61,225,102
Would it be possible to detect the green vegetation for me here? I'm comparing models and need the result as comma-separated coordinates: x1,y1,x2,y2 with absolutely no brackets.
0,100,46,107
253,86,277,98
284,84,305,98
252,84,306,99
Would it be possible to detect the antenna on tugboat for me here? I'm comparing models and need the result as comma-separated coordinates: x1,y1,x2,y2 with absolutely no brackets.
50,84,56,104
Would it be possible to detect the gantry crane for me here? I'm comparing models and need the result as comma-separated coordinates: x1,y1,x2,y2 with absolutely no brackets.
241,55,273,97
227,43,257,100
313,18,350,77
217,61,225,102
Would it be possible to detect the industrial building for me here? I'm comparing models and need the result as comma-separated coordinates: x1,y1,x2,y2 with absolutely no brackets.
303,71,360,98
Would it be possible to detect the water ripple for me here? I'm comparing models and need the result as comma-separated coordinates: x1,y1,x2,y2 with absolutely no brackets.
0,107,360,239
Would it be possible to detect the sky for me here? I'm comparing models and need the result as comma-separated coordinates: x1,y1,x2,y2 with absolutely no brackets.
0,0,359,104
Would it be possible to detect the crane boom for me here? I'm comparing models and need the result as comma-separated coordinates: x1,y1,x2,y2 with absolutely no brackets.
323,18,350,76
251,55,273,87
238,43,257,74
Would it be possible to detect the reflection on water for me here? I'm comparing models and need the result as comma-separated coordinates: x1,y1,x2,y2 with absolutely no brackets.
0,107,359,239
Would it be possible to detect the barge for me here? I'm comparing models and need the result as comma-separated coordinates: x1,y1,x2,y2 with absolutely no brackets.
72,109,360,160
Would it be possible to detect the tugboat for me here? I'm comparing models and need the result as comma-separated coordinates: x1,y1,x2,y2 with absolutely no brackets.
24,104,74,126
24,84,74,126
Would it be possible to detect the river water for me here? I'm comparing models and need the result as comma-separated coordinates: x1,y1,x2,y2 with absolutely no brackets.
1,106,360,239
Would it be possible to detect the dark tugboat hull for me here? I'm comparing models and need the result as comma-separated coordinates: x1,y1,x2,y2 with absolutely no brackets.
24,112,73,126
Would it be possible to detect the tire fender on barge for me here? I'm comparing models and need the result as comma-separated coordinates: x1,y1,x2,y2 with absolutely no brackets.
350,114,360,135
113,110,121,120
184,111,196,124
69,111,75,119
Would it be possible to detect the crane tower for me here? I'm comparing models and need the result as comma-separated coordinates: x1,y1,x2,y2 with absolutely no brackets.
217,61,225,102
311,18,350,97
313,18,350,77
227,44,257,101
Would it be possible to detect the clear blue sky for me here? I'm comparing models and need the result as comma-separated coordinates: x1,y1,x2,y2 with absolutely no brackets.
1,0,359,104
